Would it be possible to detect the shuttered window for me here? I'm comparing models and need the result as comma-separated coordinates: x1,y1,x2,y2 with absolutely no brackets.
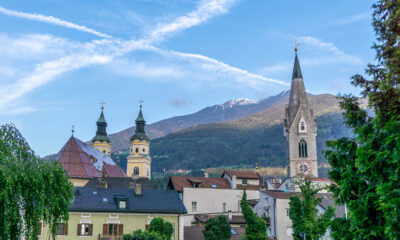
56,223,68,235
103,224,123,235
77,223,93,236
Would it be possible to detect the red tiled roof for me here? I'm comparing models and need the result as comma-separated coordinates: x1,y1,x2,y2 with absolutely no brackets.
56,137,101,179
102,164,127,178
223,170,261,179
169,176,231,192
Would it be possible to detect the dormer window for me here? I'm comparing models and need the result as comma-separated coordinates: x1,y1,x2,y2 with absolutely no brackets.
119,200,126,209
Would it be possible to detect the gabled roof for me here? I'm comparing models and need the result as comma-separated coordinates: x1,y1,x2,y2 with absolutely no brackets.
70,187,186,214
169,176,231,192
223,170,261,179
55,136,124,178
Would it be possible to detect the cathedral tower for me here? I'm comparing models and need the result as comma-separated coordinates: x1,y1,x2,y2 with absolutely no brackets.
91,104,111,155
283,48,318,177
127,104,152,179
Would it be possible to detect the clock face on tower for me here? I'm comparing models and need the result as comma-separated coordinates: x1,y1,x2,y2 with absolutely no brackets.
297,162,311,175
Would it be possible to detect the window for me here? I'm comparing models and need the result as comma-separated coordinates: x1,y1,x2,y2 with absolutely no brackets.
103,150,106,153
265,198,269,204
223,203,227,212
37,222,42,236
147,168,149,177
299,117,307,133
194,183,200,188
301,122,305,130
286,208,290,216
192,202,197,212
242,179,248,185
78,223,93,236
119,200,126,209
133,167,139,176
298,139,308,157
135,148,139,153
56,223,68,235
143,148,146,153
103,224,123,236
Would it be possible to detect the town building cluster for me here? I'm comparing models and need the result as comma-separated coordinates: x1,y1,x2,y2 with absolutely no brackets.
38,50,344,240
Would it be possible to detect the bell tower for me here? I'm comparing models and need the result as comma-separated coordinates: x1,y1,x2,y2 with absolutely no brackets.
91,102,111,155
283,46,318,177
126,104,152,179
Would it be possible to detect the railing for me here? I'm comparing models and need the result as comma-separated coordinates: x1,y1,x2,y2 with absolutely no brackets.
98,234,123,240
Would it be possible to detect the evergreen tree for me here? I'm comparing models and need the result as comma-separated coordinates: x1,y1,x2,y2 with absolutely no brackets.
288,178,335,240
0,124,74,240
325,1,400,239
202,215,232,240
240,190,267,240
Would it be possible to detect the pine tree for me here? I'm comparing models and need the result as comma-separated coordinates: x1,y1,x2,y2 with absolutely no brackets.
325,1,400,239
240,190,267,240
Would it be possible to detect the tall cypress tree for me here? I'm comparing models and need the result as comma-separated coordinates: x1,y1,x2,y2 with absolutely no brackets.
325,1,400,239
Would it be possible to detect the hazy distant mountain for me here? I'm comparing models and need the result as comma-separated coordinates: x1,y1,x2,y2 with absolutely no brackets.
109,90,292,152
148,94,352,171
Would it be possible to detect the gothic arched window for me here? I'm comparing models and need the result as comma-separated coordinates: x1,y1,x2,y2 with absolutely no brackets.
299,139,308,157
299,117,307,133
301,122,305,130
133,167,139,176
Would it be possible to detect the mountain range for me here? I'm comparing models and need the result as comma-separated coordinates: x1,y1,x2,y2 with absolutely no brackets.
110,92,357,172
109,90,292,152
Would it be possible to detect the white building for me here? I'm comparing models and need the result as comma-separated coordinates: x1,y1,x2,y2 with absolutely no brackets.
168,170,262,226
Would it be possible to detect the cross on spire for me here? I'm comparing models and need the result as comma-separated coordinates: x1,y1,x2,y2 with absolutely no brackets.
294,40,300,52
100,101,105,111
139,99,144,109
71,125,75,136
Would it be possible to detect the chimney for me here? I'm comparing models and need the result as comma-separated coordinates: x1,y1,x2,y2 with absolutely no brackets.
228,211,232,221
99,179,107,189
203,170,209,178
135,183,142,196
129,181,135,189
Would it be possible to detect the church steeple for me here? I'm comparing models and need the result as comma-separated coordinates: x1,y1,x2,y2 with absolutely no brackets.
284,47,318,178
287,50,308,127
127,104,152,179
91,103,111,156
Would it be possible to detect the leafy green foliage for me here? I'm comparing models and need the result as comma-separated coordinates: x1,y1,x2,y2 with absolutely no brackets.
325,1,400,239
240,190,267,240
288,178,335,240
0,124,74,240
202,215,232,240
122,230,161,240
148,217,173,240
330,218,352,240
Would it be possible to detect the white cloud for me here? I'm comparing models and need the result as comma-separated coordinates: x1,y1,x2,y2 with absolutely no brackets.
0,0,289,112
330,12,370,25
299,36,362,65
0,6,111,38
146,0,237,43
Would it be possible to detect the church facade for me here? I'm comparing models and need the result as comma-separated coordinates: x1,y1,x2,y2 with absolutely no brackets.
283,49,318,178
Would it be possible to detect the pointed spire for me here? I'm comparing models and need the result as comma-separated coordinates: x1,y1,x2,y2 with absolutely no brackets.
287,49,308,126
292,50,303,79
92,104,110,143
130,103,149,142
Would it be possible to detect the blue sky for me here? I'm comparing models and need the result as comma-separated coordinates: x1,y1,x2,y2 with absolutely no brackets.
0,0,376,156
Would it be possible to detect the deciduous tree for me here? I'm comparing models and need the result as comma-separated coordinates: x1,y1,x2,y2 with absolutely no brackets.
0,124,74,240
202,215,232,240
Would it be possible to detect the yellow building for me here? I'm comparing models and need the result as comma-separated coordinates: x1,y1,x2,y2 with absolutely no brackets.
38,178,186,240
127,105,152,179
91,105,111,156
